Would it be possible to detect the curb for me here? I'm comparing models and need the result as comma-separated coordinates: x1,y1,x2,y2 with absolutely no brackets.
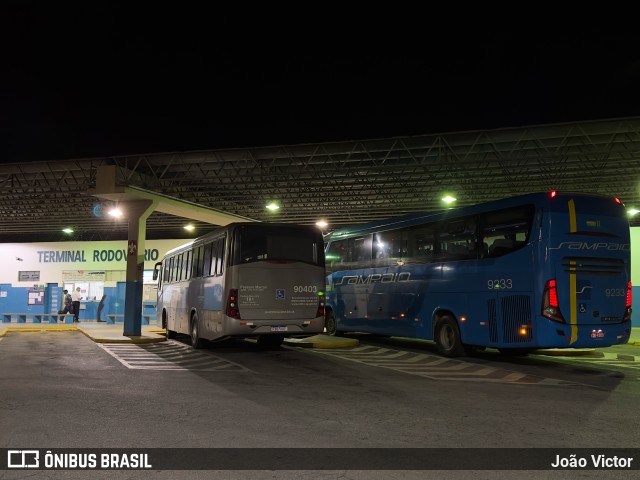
533,348,597,357
0,325,79,336
0,325,165,344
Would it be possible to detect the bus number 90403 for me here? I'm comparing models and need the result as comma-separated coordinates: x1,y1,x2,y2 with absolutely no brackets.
294,285,318,293
488,279,513,290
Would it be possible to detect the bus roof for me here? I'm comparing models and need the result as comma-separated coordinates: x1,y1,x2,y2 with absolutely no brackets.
326,191,622,240
161,222,324,258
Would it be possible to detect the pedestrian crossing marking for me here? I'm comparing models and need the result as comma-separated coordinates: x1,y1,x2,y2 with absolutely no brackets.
98,341,254,372
298,345,582,385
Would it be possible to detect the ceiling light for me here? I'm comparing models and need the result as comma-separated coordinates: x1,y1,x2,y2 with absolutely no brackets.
442,195,457,204
108,208,123,218
628,208,639,216
266,203,280,211
62,228,74,234
184,224,195,232
316,221,328,228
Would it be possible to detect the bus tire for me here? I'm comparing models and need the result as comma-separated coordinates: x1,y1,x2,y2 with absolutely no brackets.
325,311,338,336
257,334,284,348
190,313,204,349
434,315,465,357
163,314,175,339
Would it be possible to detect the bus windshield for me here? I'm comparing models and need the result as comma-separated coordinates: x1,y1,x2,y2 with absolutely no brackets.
232,225,324,266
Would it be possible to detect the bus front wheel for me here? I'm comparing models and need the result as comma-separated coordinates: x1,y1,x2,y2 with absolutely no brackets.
190,314,204,349
435,315,465,357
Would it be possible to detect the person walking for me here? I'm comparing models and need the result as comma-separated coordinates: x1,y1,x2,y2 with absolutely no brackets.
71,287,82,322
97,294,106,322
59,289,73,322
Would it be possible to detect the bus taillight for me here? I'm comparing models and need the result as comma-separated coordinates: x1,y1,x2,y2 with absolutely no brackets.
226,289,241,319
542,279,565,323
316,300,325,319
624,282,632,322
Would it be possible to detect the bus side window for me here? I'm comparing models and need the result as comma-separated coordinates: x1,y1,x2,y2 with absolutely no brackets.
326,240,347,273
349,235,372,267
203,243,212,276
210,241,218,276
177,253,184,281
192,246,203,278
481,205,534,258
373,230,406,266
182,251,191,280
437,218,477,260
405,224,436,263
163,258,171,283
217,238,225,275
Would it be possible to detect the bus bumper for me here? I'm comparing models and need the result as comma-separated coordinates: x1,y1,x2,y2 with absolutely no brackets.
223,315,325,337
537,321,631,349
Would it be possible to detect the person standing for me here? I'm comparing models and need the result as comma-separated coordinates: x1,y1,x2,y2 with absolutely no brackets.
59,289,73,322
97,294,106,322
71,287,82,322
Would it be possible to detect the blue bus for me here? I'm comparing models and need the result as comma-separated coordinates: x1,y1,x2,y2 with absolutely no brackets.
324,192,632,356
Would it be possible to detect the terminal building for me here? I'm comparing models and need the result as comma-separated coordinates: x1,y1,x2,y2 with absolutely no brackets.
1,117,640,329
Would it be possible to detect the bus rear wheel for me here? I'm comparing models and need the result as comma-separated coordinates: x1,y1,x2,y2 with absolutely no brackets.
435,315,465,357
190,314,204,349
325,311,338,336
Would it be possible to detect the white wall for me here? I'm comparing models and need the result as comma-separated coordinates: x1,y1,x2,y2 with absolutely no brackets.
1,239,191,286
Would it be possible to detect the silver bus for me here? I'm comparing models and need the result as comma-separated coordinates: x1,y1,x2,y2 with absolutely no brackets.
153,222,326,348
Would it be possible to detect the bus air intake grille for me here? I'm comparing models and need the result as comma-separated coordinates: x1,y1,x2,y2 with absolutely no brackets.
561,257,624,276
487,299,498,343
501,295,532,343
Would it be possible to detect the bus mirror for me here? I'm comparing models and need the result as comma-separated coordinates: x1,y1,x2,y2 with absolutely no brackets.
153,261,162,281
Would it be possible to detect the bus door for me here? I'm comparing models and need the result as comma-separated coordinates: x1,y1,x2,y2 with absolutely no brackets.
478,207,536,347
153,261,164,318
369,231,416,337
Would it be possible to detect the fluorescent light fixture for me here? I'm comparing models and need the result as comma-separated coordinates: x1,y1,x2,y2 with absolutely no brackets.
628,208,640,216
62,228,74,234
108,208,123,218
442,195,457,204
316,221,328,228
184,224,195,232
266,203,280,211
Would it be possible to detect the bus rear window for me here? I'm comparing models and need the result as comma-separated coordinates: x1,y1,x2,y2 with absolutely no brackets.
232,226,325,266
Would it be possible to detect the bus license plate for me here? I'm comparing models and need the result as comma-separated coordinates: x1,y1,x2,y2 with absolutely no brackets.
271,326,288,332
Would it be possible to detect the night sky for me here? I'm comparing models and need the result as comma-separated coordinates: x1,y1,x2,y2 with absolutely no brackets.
2,5,640,163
